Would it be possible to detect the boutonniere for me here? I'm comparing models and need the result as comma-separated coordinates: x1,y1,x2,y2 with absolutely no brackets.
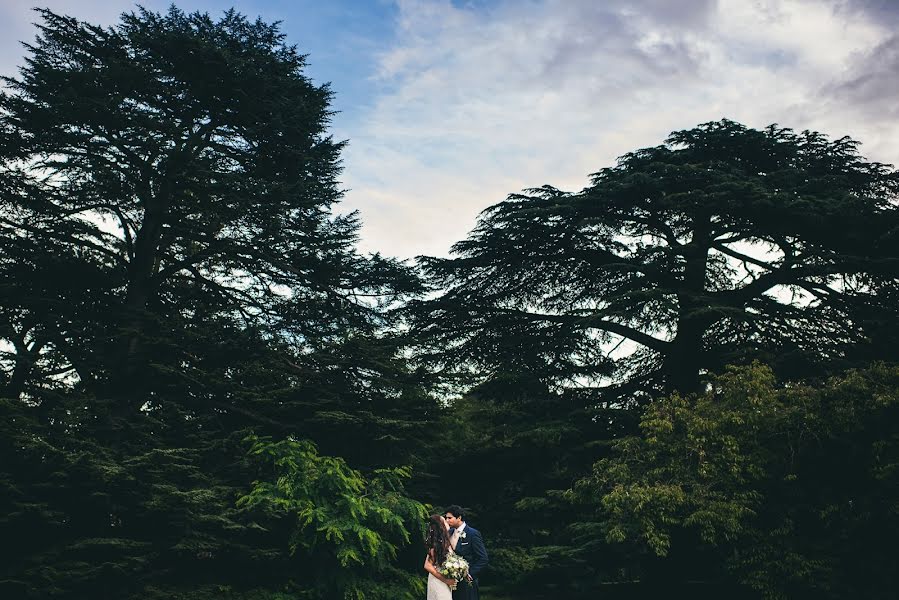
460,532,467,539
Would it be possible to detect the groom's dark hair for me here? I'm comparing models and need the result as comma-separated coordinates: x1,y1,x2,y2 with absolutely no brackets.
446,505,465,520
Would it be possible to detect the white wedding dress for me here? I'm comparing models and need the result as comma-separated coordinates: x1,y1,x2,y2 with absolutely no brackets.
427,573,452,600
427,527,459,599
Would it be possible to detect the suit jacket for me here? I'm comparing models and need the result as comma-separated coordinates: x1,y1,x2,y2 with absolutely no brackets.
452,524,488,579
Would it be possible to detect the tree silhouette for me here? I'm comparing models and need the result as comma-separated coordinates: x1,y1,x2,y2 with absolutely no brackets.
0,7,419,410
410,120,899,399
0,8,429,599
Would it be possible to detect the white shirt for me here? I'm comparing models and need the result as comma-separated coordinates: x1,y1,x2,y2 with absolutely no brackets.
450,522,467,550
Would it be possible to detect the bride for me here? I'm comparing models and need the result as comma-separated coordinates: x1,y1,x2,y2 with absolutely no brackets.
424,514,457,599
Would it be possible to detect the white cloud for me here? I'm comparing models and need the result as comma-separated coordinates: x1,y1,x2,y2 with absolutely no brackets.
338,0,898,260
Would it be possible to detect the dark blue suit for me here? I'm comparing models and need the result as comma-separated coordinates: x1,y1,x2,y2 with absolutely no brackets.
450,524,488,600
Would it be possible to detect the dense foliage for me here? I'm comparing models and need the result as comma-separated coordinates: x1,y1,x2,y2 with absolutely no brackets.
239,436,429,599
572,363,899,599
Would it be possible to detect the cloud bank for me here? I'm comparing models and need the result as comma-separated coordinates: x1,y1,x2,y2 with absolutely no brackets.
2,1,896,260
339,0,899,259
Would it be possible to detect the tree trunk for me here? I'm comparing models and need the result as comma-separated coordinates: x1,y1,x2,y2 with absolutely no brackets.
115,187,168,402
665,213,712,395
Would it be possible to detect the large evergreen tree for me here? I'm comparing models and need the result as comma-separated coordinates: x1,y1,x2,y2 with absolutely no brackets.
0,6,420,413
0,7,430,599
405,120,899,596
409,120,899,400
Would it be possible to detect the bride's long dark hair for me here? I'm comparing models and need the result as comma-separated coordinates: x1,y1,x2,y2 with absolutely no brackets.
424,514,451,566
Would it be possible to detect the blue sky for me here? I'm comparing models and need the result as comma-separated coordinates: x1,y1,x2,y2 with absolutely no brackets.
3,1,898,260
1,0,401,134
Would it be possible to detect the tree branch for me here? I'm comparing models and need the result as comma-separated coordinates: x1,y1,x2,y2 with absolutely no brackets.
494,307,671,353
711,242,774,271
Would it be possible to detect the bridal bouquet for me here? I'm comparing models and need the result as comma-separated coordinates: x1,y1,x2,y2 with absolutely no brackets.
439,553,470,590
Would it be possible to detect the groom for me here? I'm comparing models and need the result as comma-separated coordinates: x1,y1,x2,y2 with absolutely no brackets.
445,505,488,600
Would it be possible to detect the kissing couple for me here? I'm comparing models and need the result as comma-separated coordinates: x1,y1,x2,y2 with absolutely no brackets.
423,505,488,600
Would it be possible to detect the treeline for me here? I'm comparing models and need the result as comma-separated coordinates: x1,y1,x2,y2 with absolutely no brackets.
1,6,897,600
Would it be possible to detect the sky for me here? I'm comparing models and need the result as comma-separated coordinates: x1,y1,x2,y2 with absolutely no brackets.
2,0,898,260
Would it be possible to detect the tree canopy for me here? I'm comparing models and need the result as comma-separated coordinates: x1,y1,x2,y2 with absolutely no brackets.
409,120,899,400
0,6,421,410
